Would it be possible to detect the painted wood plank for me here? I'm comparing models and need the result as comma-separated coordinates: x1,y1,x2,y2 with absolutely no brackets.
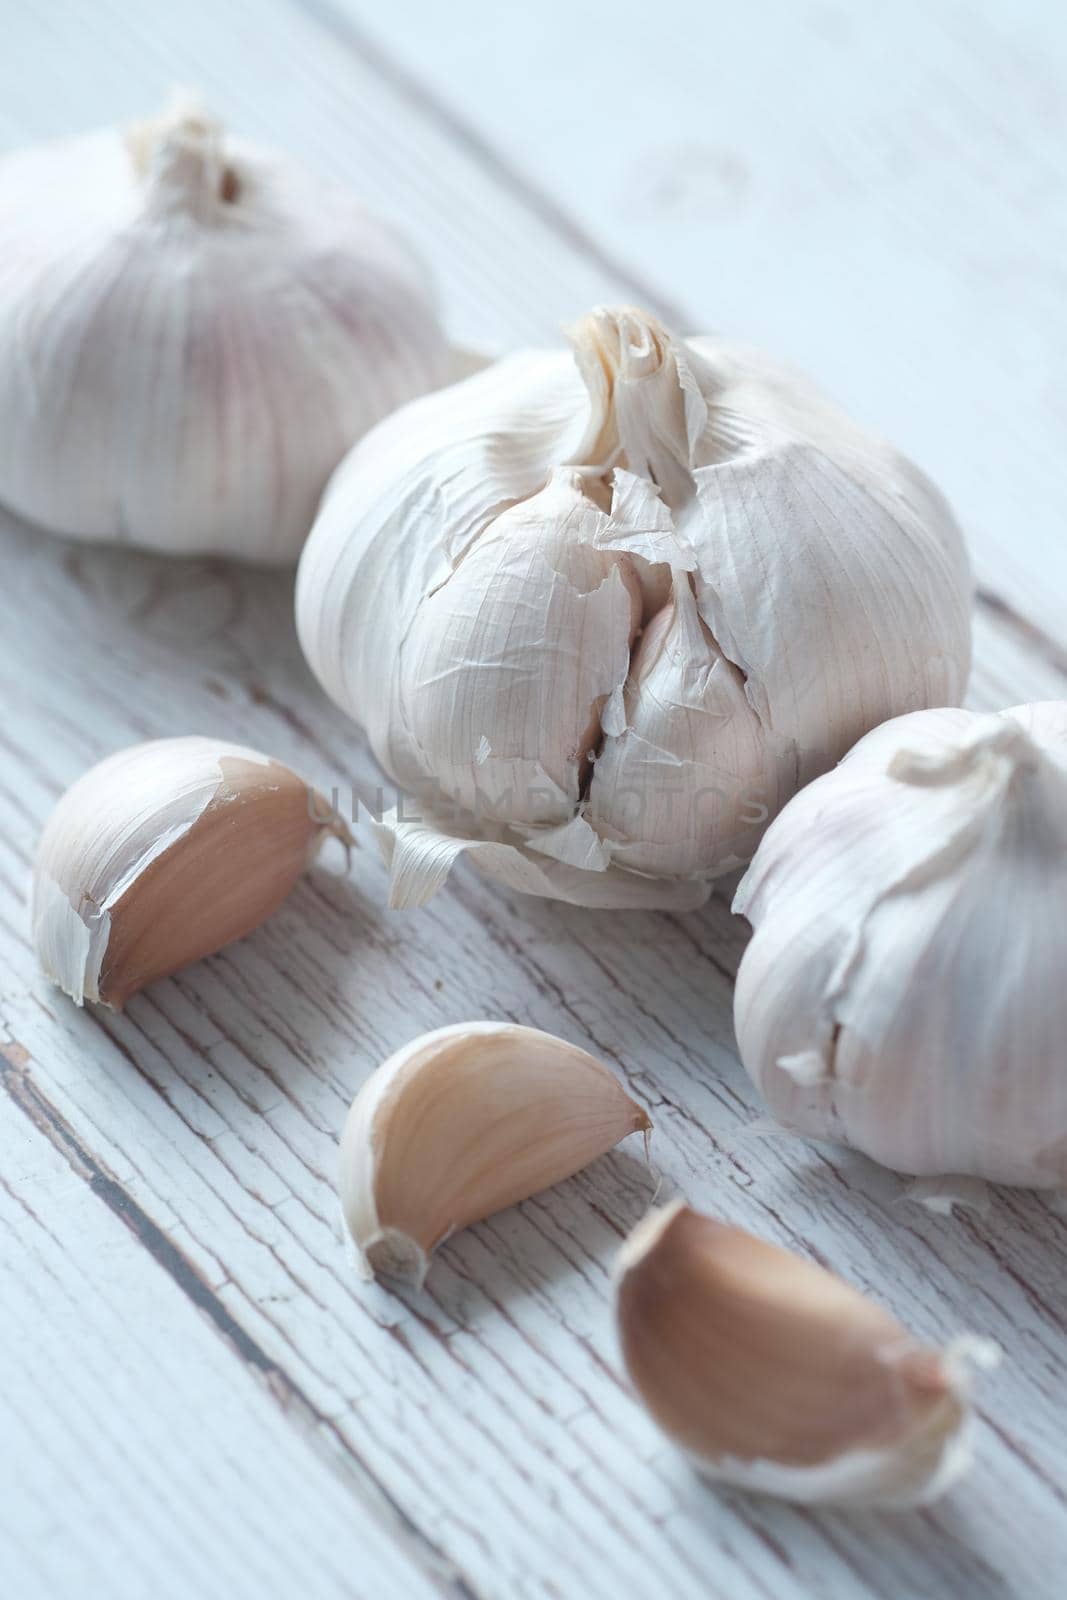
0,1054,460,1600
0,1,1065,1597
328,0,1067,650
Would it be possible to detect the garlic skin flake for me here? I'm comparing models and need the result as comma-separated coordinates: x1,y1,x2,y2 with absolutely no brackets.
33,736,348,1008
339,1021,650,1282
734,701,1067,1188
297,304,971,910
0,95,447,563
616,1202,994,1507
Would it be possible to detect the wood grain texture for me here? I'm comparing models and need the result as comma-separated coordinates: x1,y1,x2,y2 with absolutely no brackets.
0,1058,457,1600
1,2,1066,1598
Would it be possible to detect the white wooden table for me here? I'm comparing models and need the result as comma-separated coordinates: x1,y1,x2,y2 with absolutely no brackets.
2,3,1066,1596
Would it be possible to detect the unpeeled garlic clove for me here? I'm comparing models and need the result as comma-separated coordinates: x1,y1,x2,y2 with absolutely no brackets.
32,736,349,1008
399,470,643,826
588,574,786,877
615,1202,995,1508
339,1021,650,1282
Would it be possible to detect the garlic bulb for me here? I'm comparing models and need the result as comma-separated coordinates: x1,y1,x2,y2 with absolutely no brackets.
339,1021,650,1282
616,1202,994,1507
0,94,447,562
297,304,971,910
734,701,1067,1187
33,736,349,1008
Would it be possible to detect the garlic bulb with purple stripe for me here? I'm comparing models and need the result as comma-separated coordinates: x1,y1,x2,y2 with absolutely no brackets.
0,94,447,562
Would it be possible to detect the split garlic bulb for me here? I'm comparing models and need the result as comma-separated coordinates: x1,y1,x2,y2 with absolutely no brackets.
340,1021,650,1282
616,1202,994,1507
734,702,1067,1187
0,95,447,562
33,736,349,1008
297,305,972,910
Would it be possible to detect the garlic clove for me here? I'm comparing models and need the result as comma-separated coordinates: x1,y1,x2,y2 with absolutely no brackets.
295,347,593,775
690,441,971,792
339,1021,650,1282
588,574,785,878
616,1203,994,1508
32,736,349,1008
398,470,642,826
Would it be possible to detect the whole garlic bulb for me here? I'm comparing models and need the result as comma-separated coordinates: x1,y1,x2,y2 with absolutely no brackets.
33,736,349,1008
734,702,1067,1187
0,95,448,563
297,305,971,910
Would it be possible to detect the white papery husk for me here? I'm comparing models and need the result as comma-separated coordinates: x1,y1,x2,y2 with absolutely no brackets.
734,701,1067,1188
0,94,447,562
297,305,972,909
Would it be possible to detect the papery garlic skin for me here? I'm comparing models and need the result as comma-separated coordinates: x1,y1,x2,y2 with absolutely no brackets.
615,1202,993,1508
0,95,447,563
339,1021,650,1283
734,701,1067,1187
33,736,347,1008
297,305,971,909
